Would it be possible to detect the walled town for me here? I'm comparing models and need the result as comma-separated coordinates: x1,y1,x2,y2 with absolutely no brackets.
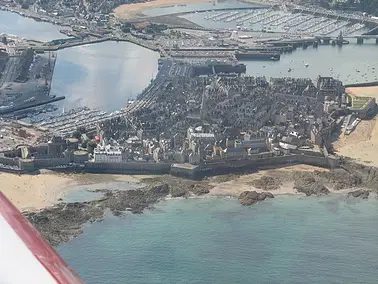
0,0,378,179
1,0,378,251
0,57,375,178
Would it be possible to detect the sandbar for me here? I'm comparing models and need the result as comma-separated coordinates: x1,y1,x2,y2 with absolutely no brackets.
114,0,212,20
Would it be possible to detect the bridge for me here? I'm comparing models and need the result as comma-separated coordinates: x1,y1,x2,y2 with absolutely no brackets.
343,34,378,44
316,34,378,44
14,37,111,52
14,35,160,53
260,33,378,48
292,6,378,26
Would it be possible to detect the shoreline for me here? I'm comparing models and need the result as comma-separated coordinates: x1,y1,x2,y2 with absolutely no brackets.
13,162,375,246
0,164,323,211
1,163,375,211
0,170,151,211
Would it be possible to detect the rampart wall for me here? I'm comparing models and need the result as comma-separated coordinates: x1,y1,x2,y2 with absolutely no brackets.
0,151,340,179
33,158,69,168
83,161,172,174
171,154,340,179
0,156,19,167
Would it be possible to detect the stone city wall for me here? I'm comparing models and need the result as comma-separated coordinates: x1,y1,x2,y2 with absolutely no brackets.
172,154,340,179
84,161,172,174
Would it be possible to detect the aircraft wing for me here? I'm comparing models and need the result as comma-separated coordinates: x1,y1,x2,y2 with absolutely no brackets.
0,191,83,284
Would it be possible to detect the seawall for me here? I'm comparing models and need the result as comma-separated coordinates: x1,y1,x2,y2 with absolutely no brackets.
345,81,378,88
171,154,340,179
2,151,340,179
50,161,172,175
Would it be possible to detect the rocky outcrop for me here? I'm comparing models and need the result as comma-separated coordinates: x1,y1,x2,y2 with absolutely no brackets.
24,201,104,246
238,191,274,206
315,169,362,190
347,189,370,199
170,187,187,198
341,160,378,190
293,174,330,196
249,176,282,191
142,176,212,196
190,184,210,195
150,183,170,195
24,182,211,246
296,183,330,196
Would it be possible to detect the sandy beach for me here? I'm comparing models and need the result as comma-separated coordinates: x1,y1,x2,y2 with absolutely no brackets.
333,86,378,166
333,117,378,166
114,0,211,20
1,171,76,211
346,86,378,100
0,163,358,211
209,164,329,196
0,171,147,211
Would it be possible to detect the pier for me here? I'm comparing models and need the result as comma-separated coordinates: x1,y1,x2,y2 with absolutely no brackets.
14,36,160,53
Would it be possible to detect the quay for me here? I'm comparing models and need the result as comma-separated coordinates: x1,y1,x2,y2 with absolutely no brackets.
14,36,160,53
0,96,65,115
14,32,378,61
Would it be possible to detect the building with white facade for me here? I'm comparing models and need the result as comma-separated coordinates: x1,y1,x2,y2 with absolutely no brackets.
94,145,123,163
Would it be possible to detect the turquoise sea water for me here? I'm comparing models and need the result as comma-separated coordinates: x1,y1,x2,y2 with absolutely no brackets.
58,195,378,284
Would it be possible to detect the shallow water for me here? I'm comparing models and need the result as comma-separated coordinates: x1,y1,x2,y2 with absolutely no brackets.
143,0,262,17
58,195,378,284
50,41,159,112
0,10,63,41
242,42,378,83
1,12,160,112
61,181,143,202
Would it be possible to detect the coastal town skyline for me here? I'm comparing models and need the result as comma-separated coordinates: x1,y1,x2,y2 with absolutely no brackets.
1,0,378,282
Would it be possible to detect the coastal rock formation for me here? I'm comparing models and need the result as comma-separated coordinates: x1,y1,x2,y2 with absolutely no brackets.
338,159,378,190
24,201,104,246
150,183,170,195
190,184,210,195
170,187,187,198
249,176,282,191
293,173,330,196
141,175,212,196
238,191,274,206
24,180,212,246
347,189,370,199
296,183,330,196
315,169,362,190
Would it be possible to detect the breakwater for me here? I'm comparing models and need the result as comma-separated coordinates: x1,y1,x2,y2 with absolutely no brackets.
48,162,172,175
345,81,378,88
0,96,65,115
16,36,160,53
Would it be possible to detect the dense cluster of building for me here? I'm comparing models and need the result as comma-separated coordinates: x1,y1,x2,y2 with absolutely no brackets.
0,57,375,173
93,72,361,167
0,136,88,170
